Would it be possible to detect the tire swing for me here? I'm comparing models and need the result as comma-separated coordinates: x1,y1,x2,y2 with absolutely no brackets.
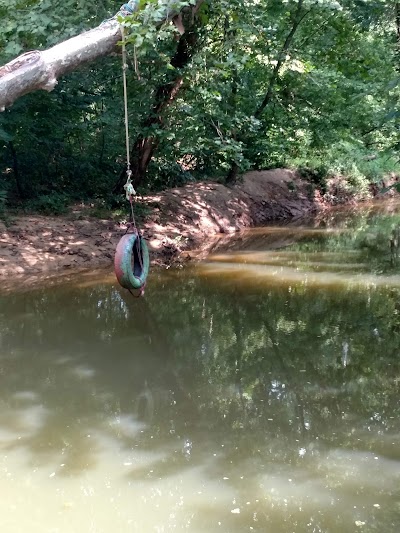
114,229,149,297
114,26,149,297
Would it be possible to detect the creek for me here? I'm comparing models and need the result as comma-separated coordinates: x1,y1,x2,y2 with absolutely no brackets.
1,200,400,532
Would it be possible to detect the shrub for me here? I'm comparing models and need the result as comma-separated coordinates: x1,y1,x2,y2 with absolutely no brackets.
28,193,69,215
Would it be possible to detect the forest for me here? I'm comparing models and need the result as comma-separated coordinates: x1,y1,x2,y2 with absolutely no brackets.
2,4,400,529
1,0,400,216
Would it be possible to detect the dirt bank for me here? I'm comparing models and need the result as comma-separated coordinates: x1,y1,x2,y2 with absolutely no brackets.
0,169,319,289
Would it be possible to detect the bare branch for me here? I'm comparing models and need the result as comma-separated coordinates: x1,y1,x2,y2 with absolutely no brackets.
0,0,202,111
254,0,310,119
0,21,122,111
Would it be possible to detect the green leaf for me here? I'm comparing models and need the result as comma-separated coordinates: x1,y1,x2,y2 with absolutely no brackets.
387,78,400,90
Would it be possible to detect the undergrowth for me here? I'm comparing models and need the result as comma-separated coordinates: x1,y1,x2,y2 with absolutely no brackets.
26,193,69,215
289,141,400,197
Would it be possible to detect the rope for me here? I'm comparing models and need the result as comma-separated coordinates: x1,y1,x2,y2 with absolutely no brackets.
120,25,138,232
121,26,133,185
120,21,145,287
118,1,138,17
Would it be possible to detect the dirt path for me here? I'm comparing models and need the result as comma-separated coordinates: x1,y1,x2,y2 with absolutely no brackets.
0,169,316,289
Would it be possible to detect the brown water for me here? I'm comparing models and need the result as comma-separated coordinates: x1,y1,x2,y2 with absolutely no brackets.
1,207,400,532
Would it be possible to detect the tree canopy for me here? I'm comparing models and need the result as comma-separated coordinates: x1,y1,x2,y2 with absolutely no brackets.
1,0,400,213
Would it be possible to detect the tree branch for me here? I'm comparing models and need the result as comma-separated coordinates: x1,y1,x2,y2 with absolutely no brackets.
0,0,196,111
114,1,204,190
0,22,122,111
254,0,310,119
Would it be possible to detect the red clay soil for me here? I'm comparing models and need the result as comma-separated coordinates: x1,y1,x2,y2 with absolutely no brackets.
0,169,317,289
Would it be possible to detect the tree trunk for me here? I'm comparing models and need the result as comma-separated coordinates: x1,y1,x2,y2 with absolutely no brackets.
0,1,196,111
8,141,24,199
224,18,239,185
115,8,202,191
396,2,400,70
126,77,184,189
226,161,239,184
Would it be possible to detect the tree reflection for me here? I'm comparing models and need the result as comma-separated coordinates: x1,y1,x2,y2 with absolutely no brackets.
1,256,400,530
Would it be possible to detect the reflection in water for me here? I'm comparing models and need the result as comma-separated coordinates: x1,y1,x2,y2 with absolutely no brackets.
1,212,400,531
198,260,400,288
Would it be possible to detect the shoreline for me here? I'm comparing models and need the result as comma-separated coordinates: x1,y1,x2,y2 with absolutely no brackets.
1,168,389,292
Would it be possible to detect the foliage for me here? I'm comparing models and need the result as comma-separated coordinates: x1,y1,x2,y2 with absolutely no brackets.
292,140,400,200
26,192,69,215
1,0,400,210
88,192,151,221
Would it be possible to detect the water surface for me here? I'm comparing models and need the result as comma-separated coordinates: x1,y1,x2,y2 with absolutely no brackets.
1,206,400,532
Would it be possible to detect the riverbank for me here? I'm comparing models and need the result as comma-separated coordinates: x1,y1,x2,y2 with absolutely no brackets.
0,168,386,290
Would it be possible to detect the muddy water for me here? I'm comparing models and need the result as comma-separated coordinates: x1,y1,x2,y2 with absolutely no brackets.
2,206,400,532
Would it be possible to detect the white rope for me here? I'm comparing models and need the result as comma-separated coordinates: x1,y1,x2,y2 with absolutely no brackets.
120,25,136,201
